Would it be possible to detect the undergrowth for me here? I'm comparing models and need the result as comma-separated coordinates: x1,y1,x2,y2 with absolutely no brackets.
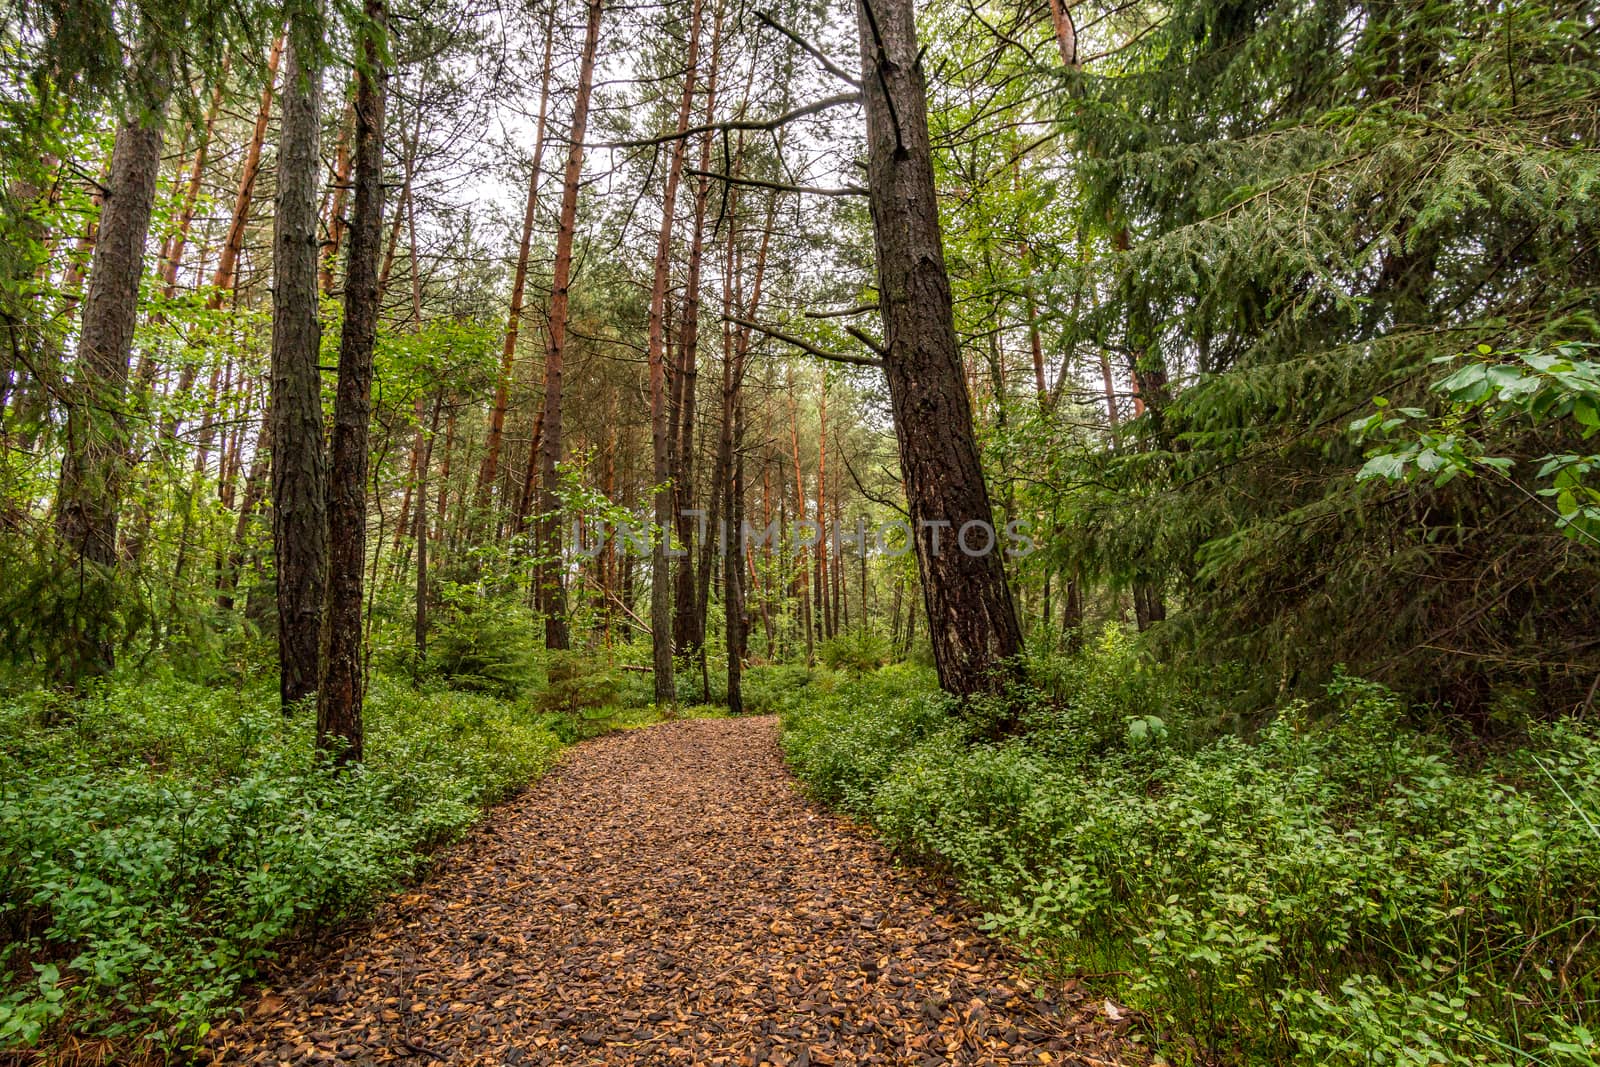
0,672,562,1055
779,629,1600,1065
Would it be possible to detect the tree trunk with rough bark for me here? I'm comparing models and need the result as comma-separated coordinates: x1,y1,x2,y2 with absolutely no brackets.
319,0,386,764
271,22,328,709
854,0,1023,698
670,0,724,660
647,0,704,702
55,90,168,682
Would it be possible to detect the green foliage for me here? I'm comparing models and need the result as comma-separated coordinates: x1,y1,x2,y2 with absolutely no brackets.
1029,0,1600,713
1356,342,1600,545
415,583,543,698
780,639,1600,1065
0,673,561,1053
818,630,892,673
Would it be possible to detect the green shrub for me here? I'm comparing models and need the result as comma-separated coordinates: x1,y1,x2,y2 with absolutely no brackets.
0,673,561,1054
779,644,1600,1065
412,587,544,699
818,630,892,673
740,663,820,714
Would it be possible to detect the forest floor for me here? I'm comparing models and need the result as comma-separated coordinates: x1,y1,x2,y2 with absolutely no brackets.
201,716,1130,1066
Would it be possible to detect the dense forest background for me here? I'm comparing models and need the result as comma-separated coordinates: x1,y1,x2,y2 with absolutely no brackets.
2,0,1598,1061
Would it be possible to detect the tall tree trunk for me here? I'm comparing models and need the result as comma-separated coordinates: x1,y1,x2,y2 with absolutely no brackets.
319,97,355,296
671,0,724,658
540,0,603,653
319,0,386,763
724,336,746,715
787,372,814,665
54,84,168,682
271,20,329,709
815,373,830,639
647,0,704,701
477,0,558,519
405,180,429,661
159,78,226,300
163,37,284,444
854,0,1024,698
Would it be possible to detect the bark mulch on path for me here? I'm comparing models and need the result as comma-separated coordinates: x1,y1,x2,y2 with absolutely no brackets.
204,716,1133,1066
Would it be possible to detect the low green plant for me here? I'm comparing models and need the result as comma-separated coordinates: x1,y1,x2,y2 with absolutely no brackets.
779,641,1600,1065
818,630,892,673
0,672,562,1054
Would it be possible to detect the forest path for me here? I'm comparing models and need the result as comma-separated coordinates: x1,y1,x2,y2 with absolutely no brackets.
206,716,1127,1066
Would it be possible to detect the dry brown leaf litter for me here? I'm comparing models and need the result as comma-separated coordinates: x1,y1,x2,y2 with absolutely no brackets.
203,716,1133,1066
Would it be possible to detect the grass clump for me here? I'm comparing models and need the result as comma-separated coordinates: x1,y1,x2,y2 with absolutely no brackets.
779,630,1600,1065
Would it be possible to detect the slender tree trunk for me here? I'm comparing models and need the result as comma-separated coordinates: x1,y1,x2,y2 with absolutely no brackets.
271,20,329,709
405,180,429,661
724,336,745,715
788,374,814,665
319,0,387,763
320,97,355,296
476,0,557,519
855,0,1024,698
671,0,724,657
415,397,438,664
54,75,169,683
159,79,226,300
815,373,830,640
218,415,270,610
539,0,603,653
163,37,284,444
647,0,704,701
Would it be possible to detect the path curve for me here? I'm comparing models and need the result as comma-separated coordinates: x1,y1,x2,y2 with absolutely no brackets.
206,717,1127,1066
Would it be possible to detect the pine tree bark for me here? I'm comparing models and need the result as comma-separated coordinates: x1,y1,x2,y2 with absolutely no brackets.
54,76,169,682
271,21,329,709
476,0,557,519
319,0,386,763
540,0,604,653
670,0,724,658
647,0,705,701
854,0,1023,697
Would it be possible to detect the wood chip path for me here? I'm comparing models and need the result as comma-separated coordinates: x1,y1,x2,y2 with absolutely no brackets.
205,716,1130,1066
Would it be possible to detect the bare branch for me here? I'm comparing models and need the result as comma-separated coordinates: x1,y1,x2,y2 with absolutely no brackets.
845,325,889,357
755,10,861,88
592,92,861,150
805,303,880,319
686,168,866,198
727,316,885,369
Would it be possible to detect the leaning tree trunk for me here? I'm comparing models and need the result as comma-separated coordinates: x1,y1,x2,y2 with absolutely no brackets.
271,19,329,710
319,0,386,763
54,83,169,684
854,0,1023,698
538,0,603,652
